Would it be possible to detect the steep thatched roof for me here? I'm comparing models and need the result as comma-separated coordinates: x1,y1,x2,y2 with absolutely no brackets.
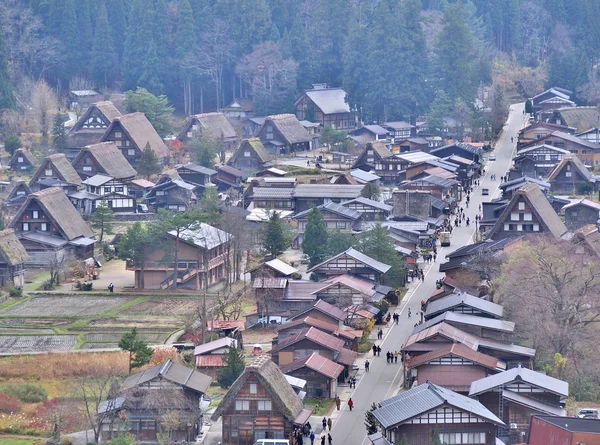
9,187,94,241
0,229,29,265
211,355,305,422
9,148,37,168
557,107,600,133
103,112,169,159
548,154,592,181
73,142,137,180
5,179,31,201
229,138,271,164
30,154,82,186
178,112,238,141
265,114,311,145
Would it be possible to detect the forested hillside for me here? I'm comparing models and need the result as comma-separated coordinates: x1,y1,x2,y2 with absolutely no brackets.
0,0,599,126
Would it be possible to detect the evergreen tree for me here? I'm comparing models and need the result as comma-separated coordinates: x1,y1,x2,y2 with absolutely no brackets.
153,0,170,88
119,328,154,374
216,345,245,388
91,201,115,243
137,143,162,179
59,0,79,81
77,0,93,69
326,230,355,258
302,207,329,268
123,87,174,136
122,0,146,90
189,135,219,167
107,0,128,62
118,222,152,288
91,2,118,87
137,38,164,94
261,211,290,257
4,135,22,155
357,223,406,288
361,182,381,201
268,23,280,42
197,187,223,227
48,0,64,38
0,16,15,112
365,402,379,435
176,0,196,115
51,113,68,151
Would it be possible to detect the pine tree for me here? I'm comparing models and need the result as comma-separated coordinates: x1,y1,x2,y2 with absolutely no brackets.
77,0,93,69
60,0,79,80
261,211,290,258
302,207,328,268
51,113,68,151
0,15,15,112
137,39,164,94
268,23,280,42
91,2,117,87
117,222,152,288
91,201,115,243
137,143,162,179
365,402,379,435
122,0,145,89
107,0,128,61
198,187,223,227
357,223,406,288
216,345,245,388
119,328,154,374
48,0,64,38
361,182,381,201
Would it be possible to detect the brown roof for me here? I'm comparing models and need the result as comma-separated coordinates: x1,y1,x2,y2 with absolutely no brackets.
272,327,345,353
487,183,568,239
229,138,271,164
548,154,592,181
0,229,29,265
179,112,237,141
276,316,338,334
403,322,480,352
211,355,305,422
9,148,37,167
122,359,212,394
196,355,225,367
104,112,169,159
407,343,506,371
289,299,347,322
265,114,311,145
280,353,344,379
10,187,94,240
371,141,393,159
5,179,31,201
31,153,82,185
335,347,358,366
69,101,122,133
313,274,376,298
73,142,137,180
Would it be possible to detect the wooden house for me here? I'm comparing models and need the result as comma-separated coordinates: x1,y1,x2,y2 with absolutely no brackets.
68,89,101,110
67,101,122,149
307,247,391,283
469,366,568,444
3,179,31,212
542,106,600,134
100,359,212,443
294,85,355,130
251,278,319,324
485,184,568,240
80,174,135,213
129,178,155,199
430,142,483,165
275,315,359,352
9,187,95,265
257,114,311,154
576,126,600,144
383,121,415,141
213,165,245,190
341,197,392,221
311,273,389,307
548,154,598,194
0,229,28,288
292,184,364,213
513,144,570,179
394,137,440,153
9,148,37,173
527,416,600,445
517,121,575,148
406,343,506,393
412,311,515,343
177,112,239,150
246,187,294,210
101,112,169,166
288,299,347,327
194,337,238,377
71,142,137,181
228,139,272,174
29,154,82,191
521,130,600,166
352,142,402,183
370,382,504,445
211,355,312,445
176,163,216,187
350,125,390,142
280,353,343,398
424,292,504,321
128,223,231,290
250,258,298,281
292,202,362,245
499,177,551,200
563,199,600,231
145,179,198,212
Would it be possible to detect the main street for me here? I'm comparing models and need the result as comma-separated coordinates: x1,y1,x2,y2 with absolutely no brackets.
330,103,528,445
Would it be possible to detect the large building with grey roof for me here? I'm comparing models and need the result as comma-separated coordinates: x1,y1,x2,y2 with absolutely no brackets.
295,84,356,130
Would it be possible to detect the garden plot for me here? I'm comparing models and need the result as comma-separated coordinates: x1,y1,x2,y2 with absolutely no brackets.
82,342,119,349
0,328,54,334
85,332,169,343
1,296,130,317
123,298,204,316
89,317,184,329
0,335,77,353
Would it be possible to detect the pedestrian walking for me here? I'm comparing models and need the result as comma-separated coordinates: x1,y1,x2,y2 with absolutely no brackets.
348,398,354,411
322,418,327,431
327,418,332,431
394,351,398,363
395,313,399,325
335,396,341,410
365,360,370,372
310,431,315,445
328,433,333,445
372,344,377,356
108,283,114,293
433,253,437,261
377,345,381,356
408,308,411,318
321,435,326,445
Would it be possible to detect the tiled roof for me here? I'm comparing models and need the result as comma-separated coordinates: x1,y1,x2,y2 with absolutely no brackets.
290,299,347,322
562,198,600,211
169,223,232,250
293,201,362,221
313,274,376,297
501,390,566,416
276,316,338,334
342,197,393,212
253,277,288,289
407,343,506,371
413,311,515,334
272,327,345,353
403,322,480,352
425,292,504,319
280,353,344,379
469,365,569,397
335,347,358,366
293,184,364,199
193,337,237,356
252,187,294,200
123,359,212,394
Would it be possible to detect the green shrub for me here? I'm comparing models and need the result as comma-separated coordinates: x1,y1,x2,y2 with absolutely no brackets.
4,135,22,155
8,287,21,298
40,280,54,290
1,383,48,403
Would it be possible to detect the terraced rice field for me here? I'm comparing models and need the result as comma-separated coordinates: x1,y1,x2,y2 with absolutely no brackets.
0,335,77,353
1,297,130,317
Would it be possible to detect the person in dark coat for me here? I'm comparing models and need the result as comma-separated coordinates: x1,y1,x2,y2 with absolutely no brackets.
322,417,327,431
328,433,333,445
321,435,326,445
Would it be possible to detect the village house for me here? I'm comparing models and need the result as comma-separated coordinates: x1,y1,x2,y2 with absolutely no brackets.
520,130,600,166
394,137,432,153
430,142,484,165
211,355,312,445
9,187,95,265
530,87,573,115
542,106,600,134
279,353,344,399
29,153,82,192
499,177,551,201
101,112,169,166
68,89,101,110
312,273,392,307
100,359,212,443
485,184,568,240
341,197,392,221
67,101,122,150
288,299,347,327
294,85,355,130
424,292,504,321
562,199,600,231
350,125,390,143
469,365,569,444
351,142,403,183
71,142,137,182
517,121,575,148
405,343,506,393
9,148,37,173
145,179,198,212
128,223,231,290
194,337,238,377
227,139,272,175
128,178,155,199
307,247,391,283
251,278,318,325
2,179,31,213
257,114,311,154
527,416,600,445
177,112,239,151
79,174,136,214
370,381,504,445
383,121,415,141
512,144,570,179
176,163,216,188
274,314,359,351
292,201,362,245
576,126,600,144
250,258,298,281
548,154,598,194
246,187,294,211
293,184,364,213
399,175,461,204
213,165,245,191
0,229,29,289
412,311,515,343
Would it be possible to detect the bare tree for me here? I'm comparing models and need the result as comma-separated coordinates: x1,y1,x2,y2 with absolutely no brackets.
30,79,58,139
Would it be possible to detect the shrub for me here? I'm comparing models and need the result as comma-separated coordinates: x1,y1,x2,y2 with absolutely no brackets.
102,242,114,261
2,383,48,403
61,438,74,445
0,392,21,413
40,280,54,290
4,135,22,155
8,287,21,298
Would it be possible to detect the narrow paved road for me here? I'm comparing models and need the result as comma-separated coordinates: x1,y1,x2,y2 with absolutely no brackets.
331,103,528,445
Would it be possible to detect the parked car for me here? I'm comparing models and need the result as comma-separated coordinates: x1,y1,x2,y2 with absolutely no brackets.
482,188,489,195
136,204,149,213
489,154,496,161
577,408,598,419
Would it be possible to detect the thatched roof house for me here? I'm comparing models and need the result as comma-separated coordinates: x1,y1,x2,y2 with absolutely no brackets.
0,229,29,266
30,153,82,186
68,101,122,148
72,142,137,180
9,148,37,172
177,112,238,143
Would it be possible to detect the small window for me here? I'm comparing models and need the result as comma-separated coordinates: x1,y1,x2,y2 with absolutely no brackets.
156,190,165,196
235,400,249,411
249,383,257,394
115,131,122,138
128,149,136,156
518,202,525,210
83,166,92,171
41,223,48,231
244,151,251,157
32,210,39,219
565,171,572,177
367,150,373,155
22,223,29,231
115,186,124,193
104,187,112,193
524,212,532,221
45,169,53,176
17,157,23,162
257,400,272,411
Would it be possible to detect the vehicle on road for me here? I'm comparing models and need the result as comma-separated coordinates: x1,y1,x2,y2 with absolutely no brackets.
577,408,598,419
482,188,489,195
489,154,496,161
136,204,149,213
440,231,451,247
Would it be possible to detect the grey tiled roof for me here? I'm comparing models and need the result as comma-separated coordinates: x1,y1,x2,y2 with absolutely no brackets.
425,292,504,319
501,390,566,416
307,247,391,274
469,365,568,397
293,184,364,199
342,197,393,212
252,187,294,200
293,201,362,221
413,311,515,334
373,381,503,428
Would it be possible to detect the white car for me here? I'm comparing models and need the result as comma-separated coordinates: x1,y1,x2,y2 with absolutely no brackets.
489,154,496,161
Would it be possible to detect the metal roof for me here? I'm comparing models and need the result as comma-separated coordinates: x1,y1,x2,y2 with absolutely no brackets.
290,298,347,321
303,88,350,114
469,365,569,397
414,311,515,334
383,121,414,129
265,258,298,276
272,327,345,353
403,322,480,351
373,382,504,429
396,151,440,164
342,197,393,212
425,292,504,319
562,198,600,211
252,187,294,199
294,201,362,221
194,337,237,356
280,352,344,379
307,247,391,274
477,337,536,357
313,274,376,297
253,277,288,289
501,389,566,416
293,184,364,199
82,174,113,187
517,144,570,156
169,223,232,250
283,374,307,390
407,343,506,371
350,169,380,183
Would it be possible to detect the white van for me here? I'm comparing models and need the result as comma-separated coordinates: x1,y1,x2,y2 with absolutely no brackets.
253,440,290,445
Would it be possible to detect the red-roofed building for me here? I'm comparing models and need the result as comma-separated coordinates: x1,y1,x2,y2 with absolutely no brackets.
280,353,344,398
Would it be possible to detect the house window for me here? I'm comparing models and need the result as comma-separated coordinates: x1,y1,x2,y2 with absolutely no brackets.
510,212,519,221
22,223,29,231
115,131,122,138
389,164,393,170
367,158,374,163
45,169,53,176
32,210,39,219
533,224,540,231
235,400,250,411
565,171,572,177
257,400,272,411
17,157,23,162
375,163,383,169
156,190,165,196
367,150,374,155
83,166,92,171
128,149,136,156
517,224,523,231
244,151,251,157
439,432,485,445
115,186,124,193
104,187,112,193
524,212,532,221
518,202,525,210
249,383,257,394
41,223,48,231
336,222,347,229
